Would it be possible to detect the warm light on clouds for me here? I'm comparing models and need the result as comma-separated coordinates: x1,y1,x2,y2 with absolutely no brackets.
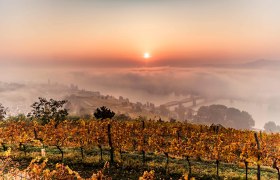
0,0,280,65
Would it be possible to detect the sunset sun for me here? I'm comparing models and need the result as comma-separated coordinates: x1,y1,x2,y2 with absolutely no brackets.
143,52,150,59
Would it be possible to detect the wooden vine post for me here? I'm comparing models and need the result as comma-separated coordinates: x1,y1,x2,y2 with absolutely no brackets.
254,132,261,180
273,160,280,180
142,120,146,164
214,125,220,179
107,123,114,164
245,160,249,180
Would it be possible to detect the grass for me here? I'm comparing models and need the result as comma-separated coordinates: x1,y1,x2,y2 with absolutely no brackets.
2,145,278,180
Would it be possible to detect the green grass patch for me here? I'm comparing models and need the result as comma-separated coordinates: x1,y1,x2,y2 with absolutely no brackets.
1,145,278,179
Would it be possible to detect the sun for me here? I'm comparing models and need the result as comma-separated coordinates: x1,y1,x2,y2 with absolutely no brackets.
143,52,150,59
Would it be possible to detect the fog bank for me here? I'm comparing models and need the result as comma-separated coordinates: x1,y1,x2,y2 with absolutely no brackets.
0,64,280,129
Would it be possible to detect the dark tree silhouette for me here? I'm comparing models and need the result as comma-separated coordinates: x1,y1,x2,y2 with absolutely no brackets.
195,105,227,124
94,106,115,120
0,103,7,121
27,97,68,127
195,104,255,129
264,121,280,132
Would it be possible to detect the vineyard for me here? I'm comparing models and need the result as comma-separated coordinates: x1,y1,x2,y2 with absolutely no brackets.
0,118,279,179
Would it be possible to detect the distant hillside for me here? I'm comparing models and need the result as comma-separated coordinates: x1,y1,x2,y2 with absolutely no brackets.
0,82,25,92
64,92,161,119
200,59,280,69
0,81,171,120
241,59,280,68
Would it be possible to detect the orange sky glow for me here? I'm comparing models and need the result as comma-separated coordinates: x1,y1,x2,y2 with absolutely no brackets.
0,0,280,66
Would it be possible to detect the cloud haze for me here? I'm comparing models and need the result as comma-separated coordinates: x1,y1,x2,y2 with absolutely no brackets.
1,64,280,129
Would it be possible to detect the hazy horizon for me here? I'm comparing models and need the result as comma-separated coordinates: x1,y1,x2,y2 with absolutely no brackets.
1,64,280,129
1,0,280,129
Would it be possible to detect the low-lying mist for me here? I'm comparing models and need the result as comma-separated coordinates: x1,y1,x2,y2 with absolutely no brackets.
0,63,280,129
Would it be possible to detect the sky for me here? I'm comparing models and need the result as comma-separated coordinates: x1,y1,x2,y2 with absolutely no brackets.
0,0,280,67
